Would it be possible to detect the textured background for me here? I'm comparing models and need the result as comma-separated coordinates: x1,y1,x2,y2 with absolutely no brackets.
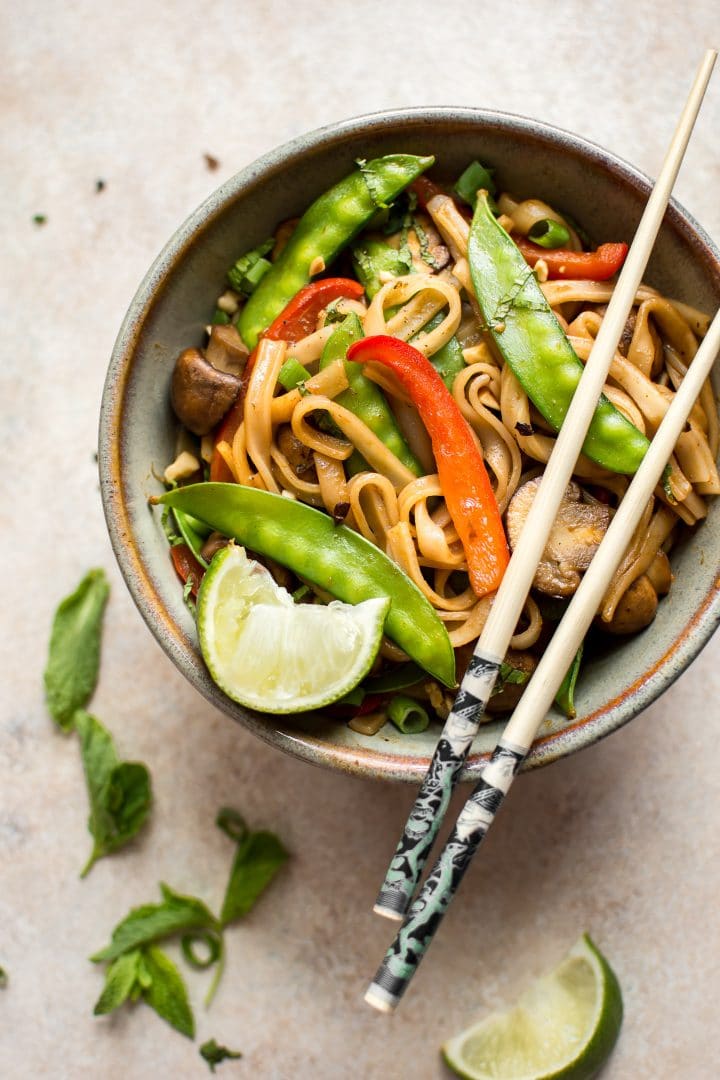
2,2,719,1077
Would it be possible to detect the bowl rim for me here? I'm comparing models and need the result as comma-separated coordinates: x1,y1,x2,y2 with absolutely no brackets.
99,105,720,782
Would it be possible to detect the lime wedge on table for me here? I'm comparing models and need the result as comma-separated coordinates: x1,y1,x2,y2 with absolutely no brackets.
197,544,389,713
442,934,623,1080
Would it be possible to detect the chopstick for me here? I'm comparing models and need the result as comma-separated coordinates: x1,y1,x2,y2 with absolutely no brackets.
366,295,720,1011
372,48,717,924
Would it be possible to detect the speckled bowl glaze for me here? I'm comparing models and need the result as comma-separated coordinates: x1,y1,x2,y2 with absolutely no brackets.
99,107,720,782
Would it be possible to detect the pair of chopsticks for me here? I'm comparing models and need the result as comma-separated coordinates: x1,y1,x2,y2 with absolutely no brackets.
365,49,718,1013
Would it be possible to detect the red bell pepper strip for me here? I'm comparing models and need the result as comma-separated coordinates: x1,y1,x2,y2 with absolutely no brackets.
411,176,448,209
514,236,628,280
263,277,365,344
347,336,509,597
210,278,364,482
170,543,205,597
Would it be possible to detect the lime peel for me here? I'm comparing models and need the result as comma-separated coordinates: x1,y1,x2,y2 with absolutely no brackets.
442,933,623,1080
197,544,389,714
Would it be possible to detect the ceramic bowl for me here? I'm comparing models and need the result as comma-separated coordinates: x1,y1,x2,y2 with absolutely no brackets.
99,107,720,781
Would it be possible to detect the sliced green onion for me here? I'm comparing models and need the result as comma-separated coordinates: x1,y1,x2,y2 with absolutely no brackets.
212,308,231,325
181,930,222,970
227,238,274,295
555,642,583,719
388,694,430,734
527,218,571,249
215,807,248,843
278,357,311,390
455,161,497,209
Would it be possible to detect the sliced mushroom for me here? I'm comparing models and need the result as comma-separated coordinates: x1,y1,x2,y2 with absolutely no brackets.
170,348,242,436
200,531,230,563
617,312,637,357
645,549,673,596
277,425,316,478
505,478,610,597
205,324,249,375
601,574,658,635
486,650,538,714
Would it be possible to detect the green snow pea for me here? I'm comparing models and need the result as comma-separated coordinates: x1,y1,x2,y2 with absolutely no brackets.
158,484,455,687
237,154,434,349
319,313,422,476
468,192,650,474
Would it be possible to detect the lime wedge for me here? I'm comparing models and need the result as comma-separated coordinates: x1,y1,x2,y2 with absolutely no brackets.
197,544,389,713
442,934,623,1080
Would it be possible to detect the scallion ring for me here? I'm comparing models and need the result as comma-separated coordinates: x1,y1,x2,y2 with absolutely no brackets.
527,218,571,249
215,807,249,843
181,930,222,970
388,694,430,734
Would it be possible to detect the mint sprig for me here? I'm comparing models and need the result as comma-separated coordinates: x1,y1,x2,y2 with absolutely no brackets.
91,809,288,1036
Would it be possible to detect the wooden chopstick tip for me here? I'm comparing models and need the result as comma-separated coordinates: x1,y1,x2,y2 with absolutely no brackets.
364,985,397,1014
372,903,404,922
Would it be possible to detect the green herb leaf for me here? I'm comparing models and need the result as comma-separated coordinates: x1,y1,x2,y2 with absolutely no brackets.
93,949,142,1015
91,882,218,962
200,1039,243,1072
75,711,152,877
662,463,678,504
140,945,195,1038
220,830,289,926
44,569,110,730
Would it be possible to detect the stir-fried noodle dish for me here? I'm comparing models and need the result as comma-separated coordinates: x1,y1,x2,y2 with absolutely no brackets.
160,153,719,733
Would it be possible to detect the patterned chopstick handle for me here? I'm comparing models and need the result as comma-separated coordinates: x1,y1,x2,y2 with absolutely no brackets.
366,740,525,1012
374,653,502,920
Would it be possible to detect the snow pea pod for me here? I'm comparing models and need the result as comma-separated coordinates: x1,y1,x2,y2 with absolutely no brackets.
237,154,435,350
468,192,649,474
159,483,456,688
319,313,422,476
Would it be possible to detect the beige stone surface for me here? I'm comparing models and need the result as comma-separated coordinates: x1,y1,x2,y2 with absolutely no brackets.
2,1,720,1077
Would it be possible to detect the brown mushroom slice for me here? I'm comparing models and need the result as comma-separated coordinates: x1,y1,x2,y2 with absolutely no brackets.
170,348,242,436
200,531,230,563
505,477,610,597
205,324,249,376
601,574,658,635
277,424,317,478
645,549,673,596
486,650,537,714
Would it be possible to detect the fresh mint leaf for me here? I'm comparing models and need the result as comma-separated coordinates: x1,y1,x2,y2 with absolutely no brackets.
75,711,152,877
220,830,289,926
91,882,218,962
93,949,142,1015
140,945,195,1038
44,569,109,730
200,1038,243,1071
